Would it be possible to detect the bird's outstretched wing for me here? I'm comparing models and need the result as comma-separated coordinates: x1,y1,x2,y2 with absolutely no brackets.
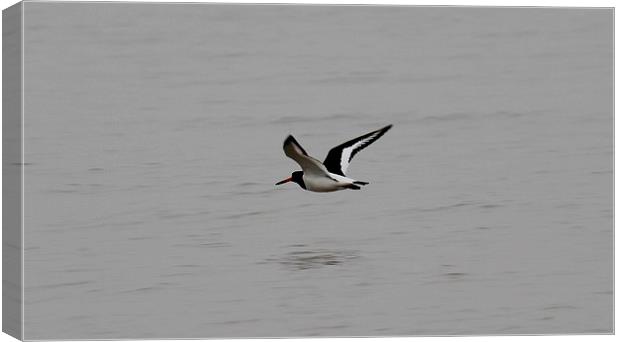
283,135,330,176
323,124,392,176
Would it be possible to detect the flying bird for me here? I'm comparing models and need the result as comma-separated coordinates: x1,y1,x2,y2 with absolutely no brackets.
276,124,393,192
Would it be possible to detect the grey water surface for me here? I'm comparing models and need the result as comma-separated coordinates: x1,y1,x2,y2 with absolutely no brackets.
21,3,612,339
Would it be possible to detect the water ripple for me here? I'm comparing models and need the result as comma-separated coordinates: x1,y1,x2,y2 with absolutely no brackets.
265,249,360,270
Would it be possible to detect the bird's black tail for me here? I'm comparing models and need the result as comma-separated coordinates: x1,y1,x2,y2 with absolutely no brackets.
353,181,369,186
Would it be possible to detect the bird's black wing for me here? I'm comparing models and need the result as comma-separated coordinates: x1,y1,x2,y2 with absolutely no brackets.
323,125,392,176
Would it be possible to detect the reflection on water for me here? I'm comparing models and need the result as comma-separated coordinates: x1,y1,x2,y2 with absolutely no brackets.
268,249,360,270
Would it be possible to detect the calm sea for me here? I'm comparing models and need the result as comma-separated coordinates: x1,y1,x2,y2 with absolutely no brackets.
21,3,612,339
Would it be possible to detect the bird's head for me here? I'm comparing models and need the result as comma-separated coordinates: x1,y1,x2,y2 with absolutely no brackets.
275,171,305,188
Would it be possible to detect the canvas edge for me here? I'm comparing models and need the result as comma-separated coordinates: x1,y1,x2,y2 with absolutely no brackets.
2,1,24,340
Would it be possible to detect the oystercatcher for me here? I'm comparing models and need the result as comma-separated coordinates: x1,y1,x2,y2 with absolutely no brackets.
275,124,393,192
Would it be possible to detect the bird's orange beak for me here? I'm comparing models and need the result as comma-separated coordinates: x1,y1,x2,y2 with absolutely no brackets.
275,177,292,185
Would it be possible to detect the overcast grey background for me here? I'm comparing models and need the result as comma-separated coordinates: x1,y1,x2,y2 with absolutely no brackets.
21,2,612,339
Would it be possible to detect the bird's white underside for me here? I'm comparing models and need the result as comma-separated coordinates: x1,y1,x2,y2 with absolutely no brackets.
303,173,357,192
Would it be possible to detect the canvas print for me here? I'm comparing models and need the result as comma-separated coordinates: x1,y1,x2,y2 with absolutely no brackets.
2,1,613,340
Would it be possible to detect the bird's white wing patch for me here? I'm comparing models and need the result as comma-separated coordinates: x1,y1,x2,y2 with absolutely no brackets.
339,130,382,175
